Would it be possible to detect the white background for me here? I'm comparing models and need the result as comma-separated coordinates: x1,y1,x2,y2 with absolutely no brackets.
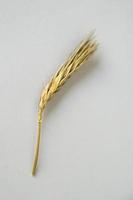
0,0,133,199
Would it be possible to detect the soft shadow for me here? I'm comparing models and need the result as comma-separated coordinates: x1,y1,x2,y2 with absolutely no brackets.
127,197,133,200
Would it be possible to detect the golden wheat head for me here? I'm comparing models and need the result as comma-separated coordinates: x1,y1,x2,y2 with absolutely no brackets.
32,32,98,175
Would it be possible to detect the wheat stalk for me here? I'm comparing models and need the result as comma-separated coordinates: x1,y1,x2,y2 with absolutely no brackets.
32,32,98,175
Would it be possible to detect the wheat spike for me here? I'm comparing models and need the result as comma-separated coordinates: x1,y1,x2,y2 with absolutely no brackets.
32,33,98,175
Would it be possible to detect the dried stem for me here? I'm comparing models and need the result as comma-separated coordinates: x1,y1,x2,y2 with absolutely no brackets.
32,109,43,175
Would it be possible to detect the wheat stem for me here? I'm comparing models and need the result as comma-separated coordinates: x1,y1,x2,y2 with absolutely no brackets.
32,109,43,176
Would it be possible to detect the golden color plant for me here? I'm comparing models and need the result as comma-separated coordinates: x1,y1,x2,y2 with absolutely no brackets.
32,32,98,175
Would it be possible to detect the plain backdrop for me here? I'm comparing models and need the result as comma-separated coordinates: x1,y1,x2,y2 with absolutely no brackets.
0,0,133,199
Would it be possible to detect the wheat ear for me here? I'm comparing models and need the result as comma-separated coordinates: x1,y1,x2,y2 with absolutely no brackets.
32,33,98,175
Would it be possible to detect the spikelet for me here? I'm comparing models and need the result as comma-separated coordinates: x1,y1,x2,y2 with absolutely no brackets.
32,33,98,175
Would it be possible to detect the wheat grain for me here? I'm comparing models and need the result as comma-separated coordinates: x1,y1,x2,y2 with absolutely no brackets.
32,33,98,175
